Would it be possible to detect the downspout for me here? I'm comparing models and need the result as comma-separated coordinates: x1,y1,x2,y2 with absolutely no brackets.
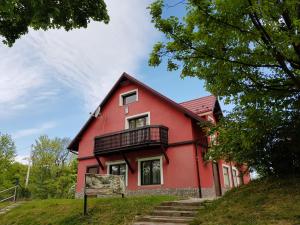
194,142,202,198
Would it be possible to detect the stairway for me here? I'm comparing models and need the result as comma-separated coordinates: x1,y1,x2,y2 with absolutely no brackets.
133,198,213,225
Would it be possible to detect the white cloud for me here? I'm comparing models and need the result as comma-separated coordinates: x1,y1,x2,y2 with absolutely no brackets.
15,154,30,165
0,0,158,116
12,121,57,139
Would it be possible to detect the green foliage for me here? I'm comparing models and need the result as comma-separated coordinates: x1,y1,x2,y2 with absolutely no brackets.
149,0,300,176
0,196,177,225
0,0,109,46
0,133,17,189
29,135,77,199
192,176,300,225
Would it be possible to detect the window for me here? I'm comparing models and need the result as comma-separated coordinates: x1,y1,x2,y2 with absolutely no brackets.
141,159,161,185
122,91,137,105
109,163,126,177
232,168,239,187
108,162,127,185
128,115,148,129
223,166,231,188
86,166,98,174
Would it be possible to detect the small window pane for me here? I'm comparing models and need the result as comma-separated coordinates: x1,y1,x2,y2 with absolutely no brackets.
233,169,238,187
223,167,230,187
87,166,98,174
152,160,161,184
123,92,137,105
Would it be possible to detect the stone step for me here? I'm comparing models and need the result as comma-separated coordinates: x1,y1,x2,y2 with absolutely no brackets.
160,201,203,207
133,222,188,225
151,210,197,217
135,215,194,223
154,205,201,211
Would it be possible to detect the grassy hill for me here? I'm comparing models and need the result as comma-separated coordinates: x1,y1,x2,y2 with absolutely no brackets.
0,195,176,225
192,177,300,225
1,178,300,225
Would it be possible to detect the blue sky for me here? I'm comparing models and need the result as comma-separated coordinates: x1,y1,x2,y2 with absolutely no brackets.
0,0,229,163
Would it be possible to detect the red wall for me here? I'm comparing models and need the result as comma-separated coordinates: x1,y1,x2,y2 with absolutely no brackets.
76,81,198,193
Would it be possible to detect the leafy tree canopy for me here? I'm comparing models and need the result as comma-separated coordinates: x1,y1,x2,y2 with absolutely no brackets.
149,0,300,176
30,135,76,199
0,0,109,46
0,133,16,188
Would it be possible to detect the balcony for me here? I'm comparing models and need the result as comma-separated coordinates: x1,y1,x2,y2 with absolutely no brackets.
94,125,169,155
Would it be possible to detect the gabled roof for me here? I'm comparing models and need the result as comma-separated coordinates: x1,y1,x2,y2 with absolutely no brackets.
180,95,217,115
68,72,207,151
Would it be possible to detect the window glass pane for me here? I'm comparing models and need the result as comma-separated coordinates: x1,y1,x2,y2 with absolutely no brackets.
119,164,126,177
141,161,151,185
136,117,146,127
223,167,230,187
152,160,161,184
87,166,98,174
233,169,238,187
110,165,119,175
129,120,136,129
123,92,137,105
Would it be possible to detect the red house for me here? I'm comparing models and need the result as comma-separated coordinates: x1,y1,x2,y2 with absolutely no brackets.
68,73,250,198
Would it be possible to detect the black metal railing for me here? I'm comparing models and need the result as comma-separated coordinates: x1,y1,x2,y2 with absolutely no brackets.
94,125,168,155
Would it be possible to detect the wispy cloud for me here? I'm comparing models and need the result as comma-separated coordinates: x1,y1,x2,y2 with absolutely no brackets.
0,0,158,117
12,121,57,139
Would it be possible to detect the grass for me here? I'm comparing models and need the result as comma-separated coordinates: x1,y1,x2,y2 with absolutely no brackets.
192,177,300,225
0,195,177,225
0,201,12,209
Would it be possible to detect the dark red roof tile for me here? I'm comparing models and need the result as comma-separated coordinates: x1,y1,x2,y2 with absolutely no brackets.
179,95,216,115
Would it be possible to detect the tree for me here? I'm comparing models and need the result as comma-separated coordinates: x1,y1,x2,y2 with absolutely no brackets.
149,0,300,176
0,133,16,188
0,0,109,46
30,135,76,199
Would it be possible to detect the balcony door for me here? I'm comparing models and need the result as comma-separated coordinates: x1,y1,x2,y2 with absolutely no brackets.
128,115,149,144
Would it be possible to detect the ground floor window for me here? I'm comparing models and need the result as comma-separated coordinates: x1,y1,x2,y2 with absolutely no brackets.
109,163,126,177
108,162,127,186
223,166,231,188
232,168,239,187
86,166,99,174
141,159,161,185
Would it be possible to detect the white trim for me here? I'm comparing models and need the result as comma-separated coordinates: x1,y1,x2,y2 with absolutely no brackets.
125,112,150,129
119,89,138,106
137,156,163,186
222,164,232,188
106,160,128,186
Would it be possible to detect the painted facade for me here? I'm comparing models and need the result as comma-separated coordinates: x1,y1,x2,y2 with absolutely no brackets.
68,73,250,198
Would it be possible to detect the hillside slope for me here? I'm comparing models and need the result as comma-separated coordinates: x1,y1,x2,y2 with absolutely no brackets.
192,177,300,225
0,195,176,225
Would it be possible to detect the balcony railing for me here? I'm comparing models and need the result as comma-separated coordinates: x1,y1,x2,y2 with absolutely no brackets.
94,125,168,155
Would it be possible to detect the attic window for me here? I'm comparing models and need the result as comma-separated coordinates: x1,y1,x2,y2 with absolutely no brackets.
120,89,138,106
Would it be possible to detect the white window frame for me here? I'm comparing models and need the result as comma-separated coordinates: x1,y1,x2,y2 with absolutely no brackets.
222,164,232,188
125,112,150,129
106,160,128,186
137,156,164,186
232,167,240,187
119,89,138,106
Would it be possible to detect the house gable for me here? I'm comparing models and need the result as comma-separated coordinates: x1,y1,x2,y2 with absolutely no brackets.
69,72,206,157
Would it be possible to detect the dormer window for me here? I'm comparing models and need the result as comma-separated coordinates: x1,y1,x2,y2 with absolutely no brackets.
120,89,138,106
